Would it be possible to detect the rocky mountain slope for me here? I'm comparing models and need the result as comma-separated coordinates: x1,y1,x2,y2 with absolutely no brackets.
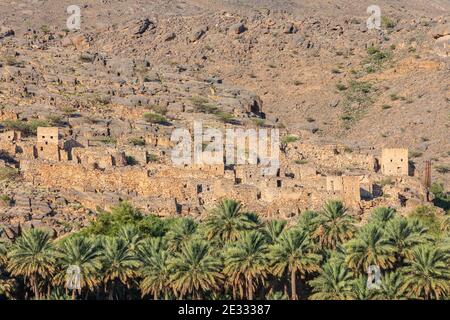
2,0,448,182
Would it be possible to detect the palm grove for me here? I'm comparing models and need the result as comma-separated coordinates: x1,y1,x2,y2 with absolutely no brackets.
0,199,449,300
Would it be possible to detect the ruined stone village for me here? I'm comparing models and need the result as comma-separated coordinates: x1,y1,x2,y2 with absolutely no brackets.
0,120,432,238
0,0,449,239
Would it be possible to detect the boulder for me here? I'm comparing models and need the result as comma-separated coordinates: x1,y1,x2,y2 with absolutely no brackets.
80,52,95,62
135,18,155,35
283,23,297,34
106,57,135,77
230,23,246,35
164,32,176,41
190,26,207,42
329,99,340,108
0,28,14,39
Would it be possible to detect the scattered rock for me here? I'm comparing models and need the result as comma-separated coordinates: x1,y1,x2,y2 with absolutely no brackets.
80,52,95,63
24,84,39,96
229,23,246,35
164,32,176,41
135,18,155,35
283,23,297,34
292,34,306,46
190,26,206,42
204,76,223,84
0,28,14,40
329,99,340,108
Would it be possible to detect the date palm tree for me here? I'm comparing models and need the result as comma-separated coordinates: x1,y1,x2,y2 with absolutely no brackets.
350,275,375,300
7,229,55,299
165,217,198,252
401,245,450,299
101,237,140,300
0,240,8,265
138,238,172,299
169,239,223,299
368,207,396,227
440,215,450,234
224,231,269,300
314,201,356,249
385,217,427,262
296,210,320,238
204,199,258,243
409,217,429,234
345,224,396,274
269,229,321,299
116,225,142,253
54,236,102,299
372,271,406,300
0,240,14,299
0,277,14,299
262,220,286,244
308,260,354,300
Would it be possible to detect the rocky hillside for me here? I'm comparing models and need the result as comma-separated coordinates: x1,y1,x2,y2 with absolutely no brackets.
2,0,449,185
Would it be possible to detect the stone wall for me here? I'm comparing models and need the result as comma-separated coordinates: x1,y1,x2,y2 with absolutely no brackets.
36,142,60,161
326,175,361,208
342,176,361,208
381,148,409,176
37,127,59,145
